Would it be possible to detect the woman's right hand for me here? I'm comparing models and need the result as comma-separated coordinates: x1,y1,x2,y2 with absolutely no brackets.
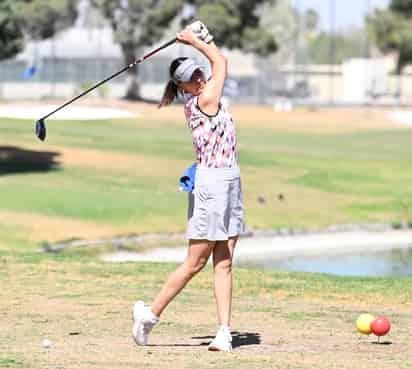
176,28,199,46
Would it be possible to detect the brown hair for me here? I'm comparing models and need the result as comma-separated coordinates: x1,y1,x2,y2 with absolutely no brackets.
158,57,188,108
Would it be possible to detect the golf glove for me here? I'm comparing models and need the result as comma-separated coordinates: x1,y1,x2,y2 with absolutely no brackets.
189,21,214,44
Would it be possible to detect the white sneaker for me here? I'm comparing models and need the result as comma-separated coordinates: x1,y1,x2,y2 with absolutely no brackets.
208,326,233,352
132,300,159,346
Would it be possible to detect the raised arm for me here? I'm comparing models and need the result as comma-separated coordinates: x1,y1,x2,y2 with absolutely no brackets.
176,28,227,115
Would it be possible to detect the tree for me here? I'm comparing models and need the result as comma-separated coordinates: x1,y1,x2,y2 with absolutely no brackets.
303,8,319,34
390,0,412,17
16,0,77,40
94,0,182,100
190,0,277,57
307,29,368,65
0,1,24,61
94,0,278,100
367,3,412,74
0,0,77,61
257,1,320,69
255,0,297,64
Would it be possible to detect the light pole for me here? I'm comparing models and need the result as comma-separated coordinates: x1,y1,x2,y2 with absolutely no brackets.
180,3,197,56
329,0,336,105
292,0,300,100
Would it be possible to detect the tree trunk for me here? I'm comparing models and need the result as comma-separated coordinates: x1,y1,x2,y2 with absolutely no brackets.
122,45,141,100
396,73,403,106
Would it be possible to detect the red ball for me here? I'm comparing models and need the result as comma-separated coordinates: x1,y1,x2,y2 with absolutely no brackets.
371,316,391,336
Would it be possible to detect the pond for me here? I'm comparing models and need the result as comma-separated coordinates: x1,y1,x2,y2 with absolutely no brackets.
101,231,412,277
237,246,412,277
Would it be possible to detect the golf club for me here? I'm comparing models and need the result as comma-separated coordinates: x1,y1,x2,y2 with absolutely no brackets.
35,37,177,141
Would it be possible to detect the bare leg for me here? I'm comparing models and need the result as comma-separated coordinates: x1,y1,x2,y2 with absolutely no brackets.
150,239,215,317
212,236,238,327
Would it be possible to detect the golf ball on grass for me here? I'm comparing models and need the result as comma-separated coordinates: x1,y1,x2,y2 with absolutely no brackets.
42,339,52,348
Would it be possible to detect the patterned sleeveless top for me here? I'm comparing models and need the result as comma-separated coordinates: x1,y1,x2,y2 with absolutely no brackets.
184,95,238,168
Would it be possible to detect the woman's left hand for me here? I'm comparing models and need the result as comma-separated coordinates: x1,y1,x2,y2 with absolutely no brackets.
189,21,214,43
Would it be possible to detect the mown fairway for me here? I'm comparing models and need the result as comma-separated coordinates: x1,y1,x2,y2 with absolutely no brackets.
1,102,412,248
1,102,412,368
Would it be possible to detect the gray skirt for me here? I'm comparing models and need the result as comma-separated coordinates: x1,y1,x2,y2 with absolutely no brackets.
186,166,244,241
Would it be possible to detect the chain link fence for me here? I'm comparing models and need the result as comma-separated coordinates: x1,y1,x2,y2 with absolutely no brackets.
2,53,412,106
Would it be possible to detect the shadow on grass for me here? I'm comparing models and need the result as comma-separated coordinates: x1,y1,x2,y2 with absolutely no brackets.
372,340,392,345
146,343,206,347
192,331,261,348
231,331,262,348
144,332,261,348
0,146,60,175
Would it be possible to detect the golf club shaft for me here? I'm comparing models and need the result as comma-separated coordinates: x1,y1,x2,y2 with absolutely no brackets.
40,38,177,121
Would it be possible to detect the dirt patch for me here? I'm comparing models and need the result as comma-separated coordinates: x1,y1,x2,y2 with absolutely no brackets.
18,98,411,134
102,100,411,133
0,210,119,243
18,144,184,176
230,106,409,133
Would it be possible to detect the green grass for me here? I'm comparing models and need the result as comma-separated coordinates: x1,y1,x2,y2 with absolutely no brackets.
1,110,411,368
286,311,326,320
1,118,412,361
1,250,411,369
1,114,412,249
0,358,25,368
0,166,182,223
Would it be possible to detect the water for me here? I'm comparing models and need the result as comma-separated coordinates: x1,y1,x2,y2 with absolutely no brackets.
236,246,412,277
101,231,412,277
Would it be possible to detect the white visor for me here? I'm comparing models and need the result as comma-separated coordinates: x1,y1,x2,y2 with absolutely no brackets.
172,59,203,84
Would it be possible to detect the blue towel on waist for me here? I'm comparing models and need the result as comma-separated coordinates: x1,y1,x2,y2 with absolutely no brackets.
179,163,197,192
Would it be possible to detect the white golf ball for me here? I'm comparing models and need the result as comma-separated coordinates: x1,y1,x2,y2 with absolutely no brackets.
42,339,52,348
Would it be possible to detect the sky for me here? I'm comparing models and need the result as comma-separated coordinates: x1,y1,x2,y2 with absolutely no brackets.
296,0,390,30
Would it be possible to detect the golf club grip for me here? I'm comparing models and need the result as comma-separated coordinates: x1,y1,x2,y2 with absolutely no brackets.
140,38,177,62
41,38,177,121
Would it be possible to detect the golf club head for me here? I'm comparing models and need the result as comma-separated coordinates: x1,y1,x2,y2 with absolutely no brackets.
36,119,46,141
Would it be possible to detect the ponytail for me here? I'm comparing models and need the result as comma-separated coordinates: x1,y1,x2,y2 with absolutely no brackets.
158,57,188,108
158,80,178,108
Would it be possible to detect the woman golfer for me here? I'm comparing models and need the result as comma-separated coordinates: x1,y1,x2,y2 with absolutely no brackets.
132,22,244,352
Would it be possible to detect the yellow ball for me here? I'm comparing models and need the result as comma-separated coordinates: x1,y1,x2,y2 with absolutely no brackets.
356,314,375,335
